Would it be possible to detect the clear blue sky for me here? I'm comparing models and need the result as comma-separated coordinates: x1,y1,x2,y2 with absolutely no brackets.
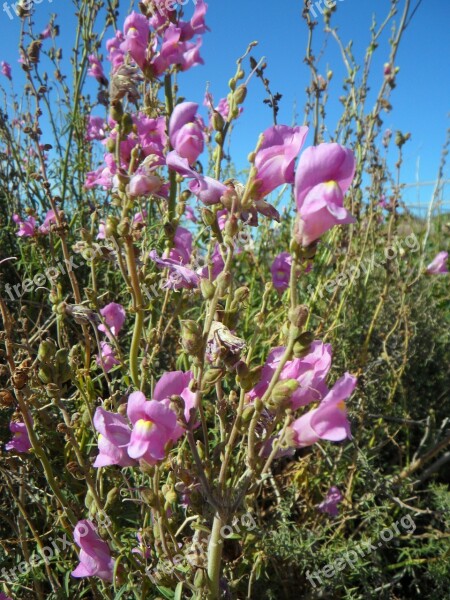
1,0,449,209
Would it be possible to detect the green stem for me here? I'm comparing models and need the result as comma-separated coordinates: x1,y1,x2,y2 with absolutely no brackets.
207,513,225,599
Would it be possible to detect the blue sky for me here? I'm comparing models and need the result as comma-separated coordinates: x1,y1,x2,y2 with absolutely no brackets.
1,0,449,210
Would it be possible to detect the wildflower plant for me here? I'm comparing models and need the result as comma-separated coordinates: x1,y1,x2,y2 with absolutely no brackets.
0,1,449,599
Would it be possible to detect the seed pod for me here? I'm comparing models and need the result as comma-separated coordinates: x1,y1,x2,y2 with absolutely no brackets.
38,339,57,362
267,379,299,411
0,390,15,408
181,320,203,356
288,305,309,328
211,110,224,131
234,84,247,105
200,278,216,300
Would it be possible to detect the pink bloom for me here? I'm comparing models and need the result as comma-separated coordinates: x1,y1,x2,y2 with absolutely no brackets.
426,251,448,275
152,26,204,75
127,391,178,464
0,594,13,600
318,486,343,517
149,250,200,290
97,221,106,240
167,226,193,264
189,175,227,205
12,214,36,237
167,151,227,205
96,342,120,372
5,421,32,453
198,243,225,281
289,373,356,447
128,173,162,197
169,102,205,164
85,164,114,190
294,143,356,246
253,125,308,199
86,116,107,141
121,12,150,69
40,23,53,39
133,210,148,225
38,210,57,234
184,206,198,222
270,252,292,292
295,142,355,208
106,31,125,72
248,341,332,409
71,520,114,581
153,370,196,437
87,55,107,86
179,0,209,41
93,407,135,467
98,302,126,337
1,61,12,80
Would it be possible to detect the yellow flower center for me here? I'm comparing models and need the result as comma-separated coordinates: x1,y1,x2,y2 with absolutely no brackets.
136,419,154,432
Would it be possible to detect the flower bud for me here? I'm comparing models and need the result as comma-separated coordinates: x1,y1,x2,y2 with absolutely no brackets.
110,100,123,123
234,84,247,105
293,331,315,357
181,320,203,356
121,113,134,135
211,111,224,131
38,339,57,362
200,278,216,300
288,305,309,328
201,208,216,227
267,379,299,411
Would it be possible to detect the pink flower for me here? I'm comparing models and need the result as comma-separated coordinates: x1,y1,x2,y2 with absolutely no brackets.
97,221,106,240
248,341,332,409
0,593,13,600
1,61,12,80
127,392,178,464
167,151,227,205
40,23,53,39
71,520,114,581
426,251,448,275
86,116,107,141
93,407,136,467
133,210,148,225
121,12,150,69
179,0,209,41
153,370,196,437
5,421,32,453
98,302,126,338
270,252,292,292
184,206,198,222
167,226,193,265
128,173,162,197
198,243,225,281
318,486,343,517
12,214,36,237
288,373,356,447
295,142,355,208
87,55,108,86
106,31,125,72
96,342,120,373
38,210,57,234
152,26,204,75
169,102,205,164
149,250,200,290
253,125,308,199
294,143,356,246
